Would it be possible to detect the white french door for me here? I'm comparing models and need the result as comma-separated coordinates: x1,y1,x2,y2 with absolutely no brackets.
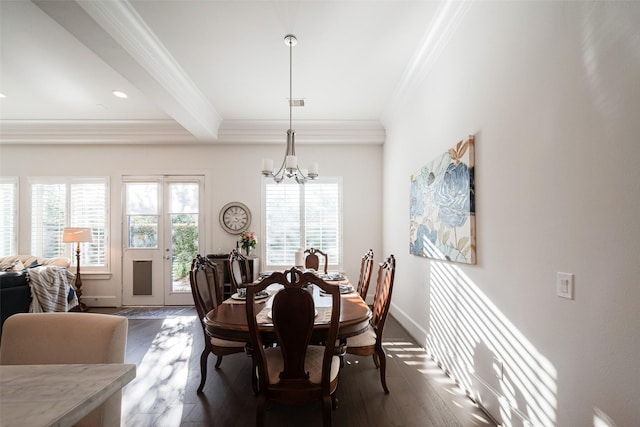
122,176,204,306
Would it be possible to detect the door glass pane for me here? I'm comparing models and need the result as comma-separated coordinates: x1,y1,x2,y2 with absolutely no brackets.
170,183,199,212
128,215,158,248
126,183,158,214
126,183,159,248
169,182,199,293
170,213,198,292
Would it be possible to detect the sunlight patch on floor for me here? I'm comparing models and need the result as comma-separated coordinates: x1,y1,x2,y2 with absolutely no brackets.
384,336,494,426
121,317,195,425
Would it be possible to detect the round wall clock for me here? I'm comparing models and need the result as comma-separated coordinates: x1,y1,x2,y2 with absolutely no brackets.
219,202,251,234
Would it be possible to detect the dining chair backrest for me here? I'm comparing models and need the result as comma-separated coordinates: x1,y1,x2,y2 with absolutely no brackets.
304,248,328,274
356,249,375,300
370,254,396,339
245,268,341,425
228,249,251,292
272,281,315,380
189,254,246,393
190,254,223,320
0,312,128,427
344,254,396,394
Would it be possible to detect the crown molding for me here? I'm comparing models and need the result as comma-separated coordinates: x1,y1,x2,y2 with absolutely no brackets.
382,1,472,123
0,120,196,145
218,120,386,145
0,119,385,145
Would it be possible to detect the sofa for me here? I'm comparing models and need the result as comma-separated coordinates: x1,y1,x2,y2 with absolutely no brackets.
0,255,74,340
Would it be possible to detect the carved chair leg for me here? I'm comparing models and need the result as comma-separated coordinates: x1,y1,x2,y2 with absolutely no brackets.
256,395,266,427
197,349,209,393
245,344,259,395
214,355,223,369
376,345,389,393
323,396,333,426
251,359,259,395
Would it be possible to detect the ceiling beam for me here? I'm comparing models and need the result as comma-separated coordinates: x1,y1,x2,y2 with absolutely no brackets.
33,0,222,142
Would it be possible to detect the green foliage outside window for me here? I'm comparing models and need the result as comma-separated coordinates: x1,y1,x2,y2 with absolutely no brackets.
172,214,198,281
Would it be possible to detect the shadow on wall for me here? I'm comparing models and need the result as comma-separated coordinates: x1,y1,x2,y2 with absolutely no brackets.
426,259,558,427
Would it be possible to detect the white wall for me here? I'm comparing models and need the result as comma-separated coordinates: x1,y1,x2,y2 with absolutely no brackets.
381,2,640,426
0,142,382,306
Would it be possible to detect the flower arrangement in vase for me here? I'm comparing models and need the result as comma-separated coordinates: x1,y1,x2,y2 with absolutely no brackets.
239,231,257,257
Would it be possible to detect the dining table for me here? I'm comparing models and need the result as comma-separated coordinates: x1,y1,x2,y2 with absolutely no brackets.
0,363,136,427
204,272,372,342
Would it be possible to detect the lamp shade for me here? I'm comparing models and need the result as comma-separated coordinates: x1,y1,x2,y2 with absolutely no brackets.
62,227,93,243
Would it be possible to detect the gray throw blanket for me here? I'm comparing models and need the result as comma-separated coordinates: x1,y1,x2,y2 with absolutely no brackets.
27,266,78,312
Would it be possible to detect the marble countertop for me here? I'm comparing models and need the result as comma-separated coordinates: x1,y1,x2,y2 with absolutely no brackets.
0,363,136,427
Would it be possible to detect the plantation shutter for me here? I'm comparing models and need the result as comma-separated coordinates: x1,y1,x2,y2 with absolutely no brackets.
264,177,342,268
304,181,340,265
69,179,107,267
265,182,301,266
30,177,108,268
0,177,18,257
31,182,66,258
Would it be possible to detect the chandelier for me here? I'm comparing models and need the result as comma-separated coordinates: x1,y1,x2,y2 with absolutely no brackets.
261,34,318,184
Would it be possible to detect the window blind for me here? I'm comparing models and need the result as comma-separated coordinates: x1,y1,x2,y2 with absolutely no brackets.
265,182,301,266
264,178,342,268
30,177,108,268
0,177,18,257
31,182,66,259
304,182,340,264
69,179,107,267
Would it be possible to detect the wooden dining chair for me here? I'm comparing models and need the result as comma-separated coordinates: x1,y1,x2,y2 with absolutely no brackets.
0,312,128,427
228,249,251,293
304,247,329,274
190,254,246,393
246,268,342,427
345,254,396,393
356,249,375,301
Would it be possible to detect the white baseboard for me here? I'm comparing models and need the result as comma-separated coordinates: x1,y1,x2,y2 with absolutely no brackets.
470,371,532,427
81,295,118,307
388,301,530,427
389,301,429,346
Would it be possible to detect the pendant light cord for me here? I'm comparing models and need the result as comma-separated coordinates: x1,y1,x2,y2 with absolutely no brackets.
261,34,317,184
289,38,293,130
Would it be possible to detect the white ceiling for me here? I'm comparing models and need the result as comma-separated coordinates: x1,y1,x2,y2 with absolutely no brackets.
0,1,443,144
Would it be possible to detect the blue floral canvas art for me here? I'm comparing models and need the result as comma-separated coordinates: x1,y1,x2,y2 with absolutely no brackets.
410,135,475,264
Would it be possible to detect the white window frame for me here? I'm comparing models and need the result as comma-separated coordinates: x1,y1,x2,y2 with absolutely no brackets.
29,176,109,272
262,177,343,271
0,177,18,257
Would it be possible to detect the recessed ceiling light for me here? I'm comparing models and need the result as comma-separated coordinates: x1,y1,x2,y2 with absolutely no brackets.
112,90,128,99
0,93,6,98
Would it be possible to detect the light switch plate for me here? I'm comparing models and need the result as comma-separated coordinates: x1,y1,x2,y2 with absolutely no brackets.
557,272,574,299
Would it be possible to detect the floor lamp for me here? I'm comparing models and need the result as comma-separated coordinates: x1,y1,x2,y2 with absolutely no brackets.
63,227,93,312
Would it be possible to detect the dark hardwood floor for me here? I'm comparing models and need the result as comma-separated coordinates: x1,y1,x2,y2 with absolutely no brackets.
93,307,494,427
